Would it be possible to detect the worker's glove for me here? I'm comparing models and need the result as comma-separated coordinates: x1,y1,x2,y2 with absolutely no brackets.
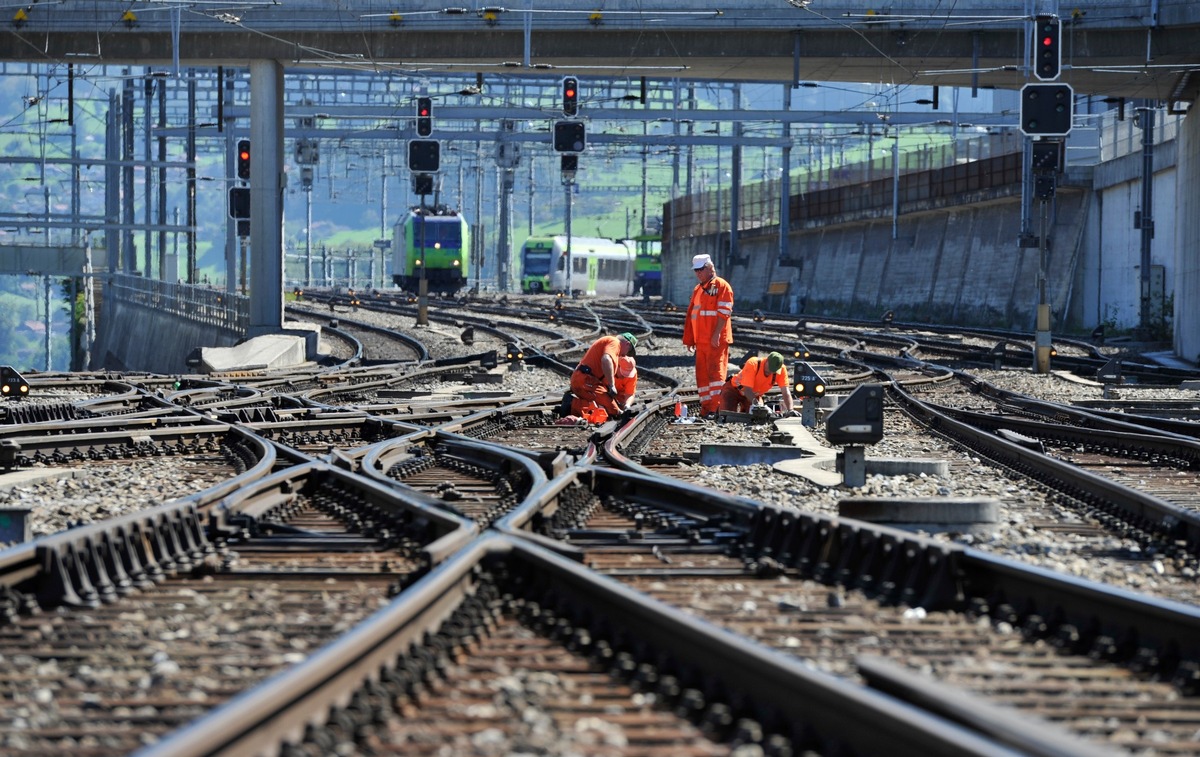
781,409,800,418
606,385,619,398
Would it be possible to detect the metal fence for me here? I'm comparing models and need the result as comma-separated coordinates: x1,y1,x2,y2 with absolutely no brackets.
106,273,248,333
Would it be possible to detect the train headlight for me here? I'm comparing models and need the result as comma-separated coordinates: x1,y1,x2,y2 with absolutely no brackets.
452,259,460,267
414,259,422,266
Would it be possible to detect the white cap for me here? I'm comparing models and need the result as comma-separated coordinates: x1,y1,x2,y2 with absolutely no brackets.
692,253,712,270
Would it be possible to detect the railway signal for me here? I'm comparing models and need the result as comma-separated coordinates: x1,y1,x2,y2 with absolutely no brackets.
408,139,440,172
792,361,826,400
561,76,579,117
553,121,586,152
1033,14,1061,81
228,187,250,219
236,139,251,181
792,361,825,428
1020,83,1073,136
0,366,30,398
1031,140,1062,172
560,154,578,184
415,97,433,137
412,173,434,195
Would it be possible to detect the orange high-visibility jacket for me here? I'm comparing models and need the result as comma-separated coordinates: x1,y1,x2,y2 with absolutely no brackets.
615,357,637,404
683,275,734,347
730,356,789,396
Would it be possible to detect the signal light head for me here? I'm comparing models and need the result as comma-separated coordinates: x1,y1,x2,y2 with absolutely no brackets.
562,76,579,117
236,139,251,180
415,96,433,137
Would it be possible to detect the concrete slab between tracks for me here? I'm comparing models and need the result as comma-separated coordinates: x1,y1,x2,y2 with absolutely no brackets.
200,333,308,373
838,496,1001,534
1143,351,1199,371
700,417,945,489
1052,370,1103,386
698,420,950,488
0,467,81,493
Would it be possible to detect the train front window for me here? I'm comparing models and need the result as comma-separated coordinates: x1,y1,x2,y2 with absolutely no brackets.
524,251,552,276
435,221,461,247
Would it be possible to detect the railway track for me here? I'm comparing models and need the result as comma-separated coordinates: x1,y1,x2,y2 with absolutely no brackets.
4,294,1200,754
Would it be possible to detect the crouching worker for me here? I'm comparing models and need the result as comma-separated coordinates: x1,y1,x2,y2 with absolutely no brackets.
719,351,794,415
569,332,638,422
615,355,638,410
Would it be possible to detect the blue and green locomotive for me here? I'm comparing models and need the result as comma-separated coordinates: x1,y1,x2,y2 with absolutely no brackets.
392,206,470,294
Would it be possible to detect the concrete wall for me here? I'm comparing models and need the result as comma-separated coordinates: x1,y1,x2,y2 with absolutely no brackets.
667,113,1199,359
1177,110,1200,363
90,298,241,375
1072,142,1178,335
668,189,1087,333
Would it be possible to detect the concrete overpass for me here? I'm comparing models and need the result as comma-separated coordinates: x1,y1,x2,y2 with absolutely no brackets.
3,0,1199,366
1,1,1197,102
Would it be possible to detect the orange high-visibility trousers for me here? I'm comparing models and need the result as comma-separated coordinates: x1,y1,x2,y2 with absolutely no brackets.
693,343,729,415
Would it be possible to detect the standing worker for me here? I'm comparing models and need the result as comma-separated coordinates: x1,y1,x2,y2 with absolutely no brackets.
682,253,734,417
720,351,795,415
569,332,638,421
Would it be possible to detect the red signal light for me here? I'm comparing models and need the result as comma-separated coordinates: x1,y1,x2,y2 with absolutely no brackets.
415,96,433,137
562,76,579,117
236,139,251,180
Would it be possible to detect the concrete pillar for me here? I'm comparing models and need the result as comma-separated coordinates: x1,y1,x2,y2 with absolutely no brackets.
1175,108,1200,364
248,59,285,336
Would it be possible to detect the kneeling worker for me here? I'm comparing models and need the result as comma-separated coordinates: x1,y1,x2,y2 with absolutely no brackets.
719,351,794,415
570,332,638,420
615,355,638,410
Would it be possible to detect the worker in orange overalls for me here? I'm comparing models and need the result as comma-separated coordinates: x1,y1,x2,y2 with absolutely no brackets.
569,332,638,421
615,355,638,410
682,253,734,417
719,351,795,414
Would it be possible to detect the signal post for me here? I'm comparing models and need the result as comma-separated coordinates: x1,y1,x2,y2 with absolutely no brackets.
1019,14,1071,374
409,97,440,326
554,77,586,295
